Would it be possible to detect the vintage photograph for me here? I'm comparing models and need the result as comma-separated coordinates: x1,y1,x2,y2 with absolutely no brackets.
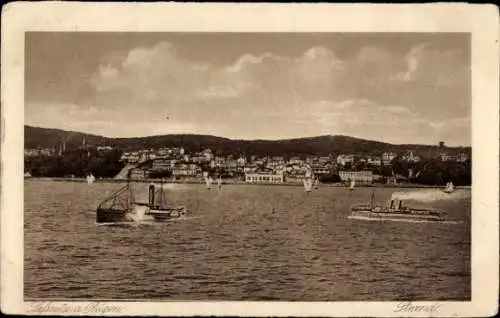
23,31,472,301
1,3,498,317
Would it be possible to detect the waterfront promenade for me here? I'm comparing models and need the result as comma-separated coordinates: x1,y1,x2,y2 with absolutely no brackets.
24,177,470,189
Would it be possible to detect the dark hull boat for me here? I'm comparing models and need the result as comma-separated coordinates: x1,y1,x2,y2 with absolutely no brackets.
96,182,136,223
96,208,131,223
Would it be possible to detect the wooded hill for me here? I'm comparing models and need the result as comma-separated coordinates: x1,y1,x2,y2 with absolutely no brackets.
25,125,471,159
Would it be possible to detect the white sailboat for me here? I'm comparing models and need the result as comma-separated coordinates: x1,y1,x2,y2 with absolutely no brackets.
86,173,95,184
314,177,320,189
303,178,313,193
203,172,212,190
303,169,313,193
349,178,356,191
444,181,454,193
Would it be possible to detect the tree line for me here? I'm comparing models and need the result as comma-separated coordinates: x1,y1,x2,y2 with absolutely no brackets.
25,149,124,178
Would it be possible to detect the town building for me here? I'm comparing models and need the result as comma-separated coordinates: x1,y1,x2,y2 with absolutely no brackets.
318,156,331,164
191,154,207,163
456,152,469,162
366,156,382,166
289,157,303,165
338,170,373,184
97,146,113,152
245,171,284,184
382,152,397,165
202,149,214,161
237,156,247,166
151,158,176,171
305,156,316,164
24,148,53,157
402,151,420,163
172,163,201,177
272,156,285,164
440,153,457,162
129,168,149,180
311,163,331,176
336,154,355,166
243,165,258,174
121,152,140,163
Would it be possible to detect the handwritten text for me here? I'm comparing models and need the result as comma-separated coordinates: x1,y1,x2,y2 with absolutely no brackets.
26,302,124,315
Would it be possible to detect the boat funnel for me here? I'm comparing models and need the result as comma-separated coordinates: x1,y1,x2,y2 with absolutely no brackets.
148,184,155,208
390,200,395,209
398,200,403,209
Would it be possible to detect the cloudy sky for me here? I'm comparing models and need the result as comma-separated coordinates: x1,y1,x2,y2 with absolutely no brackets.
25,32,470,146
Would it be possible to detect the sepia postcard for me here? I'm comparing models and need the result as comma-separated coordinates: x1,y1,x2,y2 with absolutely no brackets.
1,2,499,317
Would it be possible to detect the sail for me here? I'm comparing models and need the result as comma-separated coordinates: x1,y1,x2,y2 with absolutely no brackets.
97,182,135,212
349,179,356,189
444,181,454,193
87,173,95,184
202,171,212,189
154,183,168,208
303,178,313,192
205,176,212,189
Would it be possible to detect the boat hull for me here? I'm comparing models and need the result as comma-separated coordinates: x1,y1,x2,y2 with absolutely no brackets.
350,204,443,222
96,208,131,223
350,210,442,222
146,207,189,221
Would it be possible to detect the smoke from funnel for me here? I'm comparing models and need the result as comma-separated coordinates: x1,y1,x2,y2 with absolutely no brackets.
390,189,470,203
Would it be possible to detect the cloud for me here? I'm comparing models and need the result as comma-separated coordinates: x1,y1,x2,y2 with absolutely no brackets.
90,42,213,106
226,52,281,73
397,43,430,82
395,43,468,88
27,38,468,144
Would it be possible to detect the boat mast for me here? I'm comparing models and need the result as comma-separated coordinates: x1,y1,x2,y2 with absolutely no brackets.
370,189,375,209
160,179,165,208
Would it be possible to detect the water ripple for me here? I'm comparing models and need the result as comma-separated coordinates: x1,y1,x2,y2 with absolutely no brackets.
24,181,471,300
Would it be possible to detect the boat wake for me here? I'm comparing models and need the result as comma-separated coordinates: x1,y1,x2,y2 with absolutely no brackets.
95,222,142,228
347,215,464,225
95,215,202,227
156,215,203,222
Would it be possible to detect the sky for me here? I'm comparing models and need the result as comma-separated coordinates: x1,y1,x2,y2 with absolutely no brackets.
25,32,471,146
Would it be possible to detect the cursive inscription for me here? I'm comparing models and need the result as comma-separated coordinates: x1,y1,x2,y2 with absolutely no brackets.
394,301,441,313
26,302,124,315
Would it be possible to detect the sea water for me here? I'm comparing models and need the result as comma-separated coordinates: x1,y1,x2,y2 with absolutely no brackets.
24,180,471,301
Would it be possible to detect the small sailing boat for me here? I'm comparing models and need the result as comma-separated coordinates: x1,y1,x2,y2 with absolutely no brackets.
314,177,320,189
444,181,454,193
86,173,95,184
96,181,136,223
217,177,222,190
203,171,212,190
303,169,313,193
303,178,313,193
349,178,356,191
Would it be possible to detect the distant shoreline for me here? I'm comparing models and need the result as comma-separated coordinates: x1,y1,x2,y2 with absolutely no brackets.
24,177,471,189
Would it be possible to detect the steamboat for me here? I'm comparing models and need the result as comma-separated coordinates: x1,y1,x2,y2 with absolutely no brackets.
350,191,444,222
96,180,188,224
